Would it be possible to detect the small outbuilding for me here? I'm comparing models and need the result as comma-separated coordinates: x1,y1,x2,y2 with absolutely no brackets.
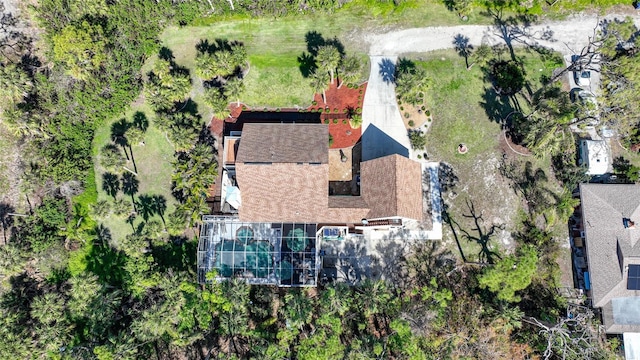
579,139,609,175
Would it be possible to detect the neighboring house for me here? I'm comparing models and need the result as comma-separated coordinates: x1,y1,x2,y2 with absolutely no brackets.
198,122,426,286
579,184,640,338
579,139,609,176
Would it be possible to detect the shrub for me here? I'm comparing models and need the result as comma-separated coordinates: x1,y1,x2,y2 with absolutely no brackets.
421,105,426,111
400,106,404,111
334,108,339,113
329,134,334,147
333,119,338,124
417,154,422,159
408,120,415,127
312,100,317,105
325,108,330,113
404,112,410,118
342,119,347,124
409,129,426,150
426,110,431,116
324,119,330,124
349,114,363,129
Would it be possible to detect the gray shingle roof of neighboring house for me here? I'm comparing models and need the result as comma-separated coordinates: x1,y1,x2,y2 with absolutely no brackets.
236,123,328,164
580,184,640,333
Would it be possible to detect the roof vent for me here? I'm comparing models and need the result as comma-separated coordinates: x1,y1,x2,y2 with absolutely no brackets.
624,218,636,229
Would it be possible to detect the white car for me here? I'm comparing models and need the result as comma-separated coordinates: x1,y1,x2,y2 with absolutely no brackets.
574,70,591,87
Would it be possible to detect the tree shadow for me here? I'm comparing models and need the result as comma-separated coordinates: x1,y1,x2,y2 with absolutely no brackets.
158,46,175,62
151,238,196,272
86,226,128,287
297,52,317,78
102,172,120,199
378,58,396,84
136,194,155,222
453,34,473,69
500,159,555,217
299,31,345,78
121,172,139,211
479,86,516,129
458,198,503,264
196,38,242,55
111,118,130,161
197,124,218,151
396,57,415,75
0,202,15,243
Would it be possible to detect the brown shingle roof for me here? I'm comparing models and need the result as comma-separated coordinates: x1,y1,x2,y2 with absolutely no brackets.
580,184,640,333
236,163,370,223
236,123,328,164
361,154,423,220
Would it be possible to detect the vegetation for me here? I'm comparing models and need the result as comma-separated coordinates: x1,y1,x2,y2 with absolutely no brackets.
0,0,630,358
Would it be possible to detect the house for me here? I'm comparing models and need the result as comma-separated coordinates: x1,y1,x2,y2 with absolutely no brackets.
579,139,609,176
579,184,640,341
198,122,426,286
228,123,422,224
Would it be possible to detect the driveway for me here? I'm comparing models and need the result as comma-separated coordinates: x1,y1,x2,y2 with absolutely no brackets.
360,12,640,161
361,55,412,162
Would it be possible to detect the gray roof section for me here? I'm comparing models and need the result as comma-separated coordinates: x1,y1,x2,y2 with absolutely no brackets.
236,123,328,164
580,184,640,333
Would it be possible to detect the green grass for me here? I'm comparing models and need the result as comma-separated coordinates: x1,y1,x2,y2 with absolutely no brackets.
158,0,492,109
419,48,563,260
92,100,177,243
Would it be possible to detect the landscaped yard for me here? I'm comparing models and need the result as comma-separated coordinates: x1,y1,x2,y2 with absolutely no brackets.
419,48,564,260
92,99,177,243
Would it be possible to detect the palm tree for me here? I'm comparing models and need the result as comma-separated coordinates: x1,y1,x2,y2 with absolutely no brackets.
121,172,139,211
166,209,188,236
126,126,145,146
204,87,231,119
310,71,329,104
349,114,363,129
281,290,313,330
224,77,244,107
100,144,125,171
230,43,247,70
91,200,111,218
168,125,198,151
338,54,362,88
195,53,218,80
141,219,164,240
214,50,235,77
113,198,132,217
316,45,341,84
102,172,120,199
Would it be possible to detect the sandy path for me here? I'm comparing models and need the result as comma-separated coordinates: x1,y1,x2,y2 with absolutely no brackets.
366,13,640,56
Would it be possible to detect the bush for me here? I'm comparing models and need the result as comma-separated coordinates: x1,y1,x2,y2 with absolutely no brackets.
312,100,317,105
408,120,415,127
400,106,404,111
329,134,334,147
342,119,347,124
421,105,426,111
409,129,426,150
426,110,431,116
324,119,330,124
333,119,338,124
404,112,410,118
334,108,339,113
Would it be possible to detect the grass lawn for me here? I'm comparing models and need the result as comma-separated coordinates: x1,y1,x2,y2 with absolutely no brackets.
92,99,177,243
158,0,492,110
419,48,563,261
